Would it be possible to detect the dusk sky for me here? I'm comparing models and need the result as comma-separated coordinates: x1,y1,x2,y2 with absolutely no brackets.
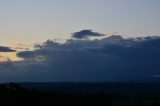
1,0,160,45
0,0,160,82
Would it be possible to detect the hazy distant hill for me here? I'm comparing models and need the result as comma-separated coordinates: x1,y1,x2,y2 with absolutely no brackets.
19,82,160,98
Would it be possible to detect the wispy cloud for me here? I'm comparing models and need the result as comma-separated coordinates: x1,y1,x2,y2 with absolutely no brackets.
0,46,16,52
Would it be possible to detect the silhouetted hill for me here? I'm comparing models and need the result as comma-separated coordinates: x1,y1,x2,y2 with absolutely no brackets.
1,82,160,106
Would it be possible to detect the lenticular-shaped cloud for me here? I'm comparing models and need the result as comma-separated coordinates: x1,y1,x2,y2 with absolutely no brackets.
72,30,105,39
1,31,160,82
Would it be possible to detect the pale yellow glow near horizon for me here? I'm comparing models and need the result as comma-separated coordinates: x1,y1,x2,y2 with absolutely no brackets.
0,52,23,62
0,40,34,62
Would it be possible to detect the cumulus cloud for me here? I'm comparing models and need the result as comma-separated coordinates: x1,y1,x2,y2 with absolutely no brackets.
0,46,16,52
0,31,160,82
72,30,105,39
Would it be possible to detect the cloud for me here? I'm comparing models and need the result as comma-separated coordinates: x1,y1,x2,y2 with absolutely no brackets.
0,46,16,52
17,51,35,58
72,30,105,39
1,32,160,82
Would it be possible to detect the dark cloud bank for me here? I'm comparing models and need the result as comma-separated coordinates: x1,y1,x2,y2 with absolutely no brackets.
1,30,160,82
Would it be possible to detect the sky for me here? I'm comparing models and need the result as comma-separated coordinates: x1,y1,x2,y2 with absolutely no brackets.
0,0,160,82
0,0,160,45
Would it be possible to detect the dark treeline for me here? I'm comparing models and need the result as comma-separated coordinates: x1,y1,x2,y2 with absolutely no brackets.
0,83,160,106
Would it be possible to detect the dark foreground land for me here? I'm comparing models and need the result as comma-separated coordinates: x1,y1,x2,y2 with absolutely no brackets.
1,82,160,106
